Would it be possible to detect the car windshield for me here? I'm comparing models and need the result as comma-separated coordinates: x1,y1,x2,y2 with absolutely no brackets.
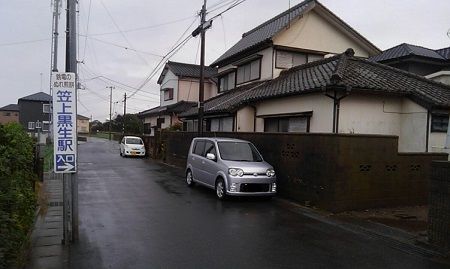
217,142,262,162
126,138,143,145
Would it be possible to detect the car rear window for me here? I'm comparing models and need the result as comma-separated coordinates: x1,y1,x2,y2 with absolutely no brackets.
217,142,262,162
126,138,143,145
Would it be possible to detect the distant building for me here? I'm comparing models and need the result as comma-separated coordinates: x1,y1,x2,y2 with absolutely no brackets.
138,61,217,135
77,114,90,134
0,104,19,124
18,92,52,140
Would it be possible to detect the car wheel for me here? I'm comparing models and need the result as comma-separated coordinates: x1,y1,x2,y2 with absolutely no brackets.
120,150,123,157
186,170,195,187
215,178,227,200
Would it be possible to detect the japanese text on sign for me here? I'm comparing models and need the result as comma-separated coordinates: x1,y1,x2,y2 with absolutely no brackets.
52,72,77,173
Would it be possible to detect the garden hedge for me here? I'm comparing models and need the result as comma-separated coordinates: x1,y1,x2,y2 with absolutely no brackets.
0,123,36,269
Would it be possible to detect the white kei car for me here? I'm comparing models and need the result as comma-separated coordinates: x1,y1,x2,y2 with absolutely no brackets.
120,136,146,157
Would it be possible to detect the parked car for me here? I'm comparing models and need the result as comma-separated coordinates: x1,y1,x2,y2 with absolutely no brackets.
186,137,277,200
120,136,146,157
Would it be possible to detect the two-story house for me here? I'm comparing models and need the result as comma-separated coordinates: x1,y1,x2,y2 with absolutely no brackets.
138,61,217,135
182,0,380,131
180,0,450,153
18,92,52,141
0,104,20,124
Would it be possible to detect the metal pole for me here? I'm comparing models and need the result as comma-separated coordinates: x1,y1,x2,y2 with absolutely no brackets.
107,86,114,140
197,0,206,135
123,93,127,135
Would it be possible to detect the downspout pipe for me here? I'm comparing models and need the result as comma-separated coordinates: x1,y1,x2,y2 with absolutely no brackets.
426,110,430,152
324,86,351,133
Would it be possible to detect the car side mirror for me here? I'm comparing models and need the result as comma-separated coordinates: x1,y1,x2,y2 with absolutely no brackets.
206,153,216,161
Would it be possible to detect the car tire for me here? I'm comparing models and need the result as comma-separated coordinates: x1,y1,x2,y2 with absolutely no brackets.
120,150,123,157
215,178,227,200
186,170,195,187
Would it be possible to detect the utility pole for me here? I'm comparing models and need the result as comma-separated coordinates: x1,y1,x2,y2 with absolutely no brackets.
107,86,115,140
64,0,78,243
195,0,207,135
123,93,127,135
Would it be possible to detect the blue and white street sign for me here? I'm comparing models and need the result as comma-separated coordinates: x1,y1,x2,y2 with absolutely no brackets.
52,72,77,173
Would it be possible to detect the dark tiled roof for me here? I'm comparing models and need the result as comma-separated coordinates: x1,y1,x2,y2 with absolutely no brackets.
138,101,197,118
19,92,52,102
158,61,217,84
0,104,19,111
180,81,266,117
436,47,450,60
184,49,450,117
369,43,447,63
211,0,315,66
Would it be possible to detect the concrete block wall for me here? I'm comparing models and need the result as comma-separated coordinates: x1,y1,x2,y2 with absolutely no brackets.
161,131,447,212
429,161,450,252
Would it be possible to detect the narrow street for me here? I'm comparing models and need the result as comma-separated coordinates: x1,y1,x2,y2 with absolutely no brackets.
70,138,447,269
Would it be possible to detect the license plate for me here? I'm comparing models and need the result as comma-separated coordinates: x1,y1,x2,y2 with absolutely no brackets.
131,151,137,155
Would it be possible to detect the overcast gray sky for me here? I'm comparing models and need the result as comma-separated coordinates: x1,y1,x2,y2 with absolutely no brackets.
1,0,449,121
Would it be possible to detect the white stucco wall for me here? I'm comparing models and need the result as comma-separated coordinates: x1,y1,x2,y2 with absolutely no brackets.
178,79,217,101
160,70,178,106
339,95,429,152
236,106,255,132
272,10,371,58
398,99,428,152
255,93,334,133
339,95,402,135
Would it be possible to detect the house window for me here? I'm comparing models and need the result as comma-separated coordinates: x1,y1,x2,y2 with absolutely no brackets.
431,114,449,133
209,117,233,132
5,112,11,116
43,104,51,113
42,121,50,132
163,88,174,101
275,50,324,69
219,72,236,93
236,59,260,85
28,122,35,130
264,116,309,133
143,123,152,134
35,121,42,129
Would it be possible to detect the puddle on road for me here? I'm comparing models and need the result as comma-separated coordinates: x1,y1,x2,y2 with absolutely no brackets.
154,179,183,196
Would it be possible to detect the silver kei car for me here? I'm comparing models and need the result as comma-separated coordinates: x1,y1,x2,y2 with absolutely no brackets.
185,137,277,200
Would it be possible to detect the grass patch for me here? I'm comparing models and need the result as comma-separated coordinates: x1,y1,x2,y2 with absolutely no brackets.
92,132,111,139
43,144,53,172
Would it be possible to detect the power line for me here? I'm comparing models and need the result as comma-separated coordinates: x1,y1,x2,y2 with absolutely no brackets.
127,16,199,98
78,35,164,58
79,64,160,98
99,0,149,65
82,0,93,61
88,15,197,36
0,38,51,47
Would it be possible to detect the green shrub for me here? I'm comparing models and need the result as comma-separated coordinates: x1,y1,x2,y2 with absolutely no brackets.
0,123,36,269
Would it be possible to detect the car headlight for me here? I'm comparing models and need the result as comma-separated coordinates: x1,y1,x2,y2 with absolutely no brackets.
266,169,275,177
228,168,244,177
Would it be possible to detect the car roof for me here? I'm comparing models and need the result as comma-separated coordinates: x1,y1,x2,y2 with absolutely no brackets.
194,137,250,143
124,136,142,139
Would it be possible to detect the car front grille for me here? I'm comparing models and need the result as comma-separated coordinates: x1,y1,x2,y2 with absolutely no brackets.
240,183,270,193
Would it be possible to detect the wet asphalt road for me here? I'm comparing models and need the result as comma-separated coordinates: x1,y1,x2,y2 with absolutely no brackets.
70,138,447,269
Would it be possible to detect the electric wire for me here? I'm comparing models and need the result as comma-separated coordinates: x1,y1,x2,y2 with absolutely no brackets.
82,0,93,61
99,0,149,65
88,15,197,36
